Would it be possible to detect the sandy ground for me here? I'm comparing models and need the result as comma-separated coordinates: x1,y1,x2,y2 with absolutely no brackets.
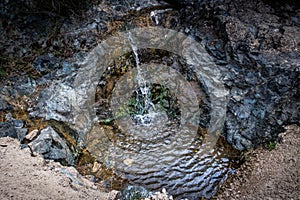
0,125,299,200
216,125,300,200
0,137,117,200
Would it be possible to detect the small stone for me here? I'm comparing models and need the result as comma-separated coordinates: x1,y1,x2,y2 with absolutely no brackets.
92,161,102,173
108,190,120,200
25,129,39,141
123,158,133,167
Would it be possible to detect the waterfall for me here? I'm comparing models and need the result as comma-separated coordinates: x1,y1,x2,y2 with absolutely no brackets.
128,33,156,124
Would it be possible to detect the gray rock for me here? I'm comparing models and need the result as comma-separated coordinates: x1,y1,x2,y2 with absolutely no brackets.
32,54,60,75
0,122,18,139
0,96,12,111
0,119,27,142
16,128,27,142
29,82,75,122
122,186,151,200
1,0,298,154
13,76,37,96
28,126,75,165
29,72,96,142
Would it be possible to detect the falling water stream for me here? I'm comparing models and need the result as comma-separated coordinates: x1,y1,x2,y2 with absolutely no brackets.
128,33,156,125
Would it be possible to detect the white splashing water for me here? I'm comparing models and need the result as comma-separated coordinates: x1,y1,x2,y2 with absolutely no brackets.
128,33,156,124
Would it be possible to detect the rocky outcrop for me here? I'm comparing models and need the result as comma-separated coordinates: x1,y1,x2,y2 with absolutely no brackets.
174,0,300,150
0,0,299,198
28,126,75,165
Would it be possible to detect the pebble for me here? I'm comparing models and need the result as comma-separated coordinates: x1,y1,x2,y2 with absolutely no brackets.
25,129,39,141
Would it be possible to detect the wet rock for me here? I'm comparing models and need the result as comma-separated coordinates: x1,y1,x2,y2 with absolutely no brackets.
0,2,299,197
13,76,37,96
57,61,76,77
32,54,76,79
28,126,75,165
1,76,37,98
15,128,27,142
29,71,96,141
121,185,151,200
11,119,24,129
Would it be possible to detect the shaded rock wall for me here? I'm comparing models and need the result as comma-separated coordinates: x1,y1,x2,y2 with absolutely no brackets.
174,0,300,149
0,0,299,151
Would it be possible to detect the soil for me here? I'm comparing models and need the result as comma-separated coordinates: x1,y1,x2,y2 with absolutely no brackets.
1,125,299,200
0,137,116,200
216,125,300,200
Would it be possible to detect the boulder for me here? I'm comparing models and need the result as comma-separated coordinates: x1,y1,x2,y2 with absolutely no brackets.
28,126,75,165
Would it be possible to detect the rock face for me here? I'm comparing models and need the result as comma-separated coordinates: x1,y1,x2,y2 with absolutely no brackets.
211,0,300,150
173,0,300,150
0,0,298,149
0,0,299,199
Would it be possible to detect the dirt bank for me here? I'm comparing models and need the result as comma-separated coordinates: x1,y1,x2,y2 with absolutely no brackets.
0,137,117,200
216,125,300,200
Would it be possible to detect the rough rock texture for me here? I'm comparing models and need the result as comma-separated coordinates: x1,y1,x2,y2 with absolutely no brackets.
0,114,27,142
0,97,11,111
121,186,151,200
28,126,75,165
0,122,18,139
1,0,298,151
0,0,299,198
0,137,114,200
176,0,300,150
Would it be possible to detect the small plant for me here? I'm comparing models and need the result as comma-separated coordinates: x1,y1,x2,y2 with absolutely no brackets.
266,141,276,150
0,69,6,77
104,118,111,125
127,83,180,123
